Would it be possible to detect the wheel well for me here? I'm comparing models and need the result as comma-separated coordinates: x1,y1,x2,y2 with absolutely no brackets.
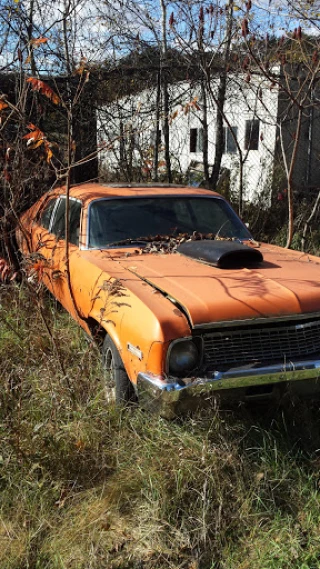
86,317,107,347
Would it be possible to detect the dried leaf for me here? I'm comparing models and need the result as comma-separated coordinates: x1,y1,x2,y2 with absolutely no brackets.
46,147,53,163
27,77,60,105
169,110,179,124
74,56,88,75
32,139,44,149
241,18,249,37
30,36,48,47
23,124,53,162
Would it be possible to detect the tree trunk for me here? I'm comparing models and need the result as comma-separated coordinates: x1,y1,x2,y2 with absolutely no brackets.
209,0,234,189
159,0,172,183
283,108,302,249
152,72,161,182
201,78,210,185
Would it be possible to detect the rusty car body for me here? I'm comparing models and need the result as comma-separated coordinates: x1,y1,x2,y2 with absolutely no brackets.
16,183,320,415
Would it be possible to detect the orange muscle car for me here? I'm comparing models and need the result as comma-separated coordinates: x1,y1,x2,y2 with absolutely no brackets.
16,183,320,414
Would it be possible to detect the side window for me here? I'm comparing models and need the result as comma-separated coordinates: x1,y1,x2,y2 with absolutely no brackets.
69,200,81,246
51,197,81,245
51,198,66,239
40,199,57,230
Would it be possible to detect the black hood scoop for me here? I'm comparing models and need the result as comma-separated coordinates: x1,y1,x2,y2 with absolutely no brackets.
177,240,263,269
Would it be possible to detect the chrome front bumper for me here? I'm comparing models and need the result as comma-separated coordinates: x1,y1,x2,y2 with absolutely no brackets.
137,359,320,417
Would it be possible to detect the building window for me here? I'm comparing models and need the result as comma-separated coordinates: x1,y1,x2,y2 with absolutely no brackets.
190,128,203,153
223,126,238,154
245,120,260,150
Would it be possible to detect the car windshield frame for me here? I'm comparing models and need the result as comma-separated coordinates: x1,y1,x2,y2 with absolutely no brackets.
86,194,253,250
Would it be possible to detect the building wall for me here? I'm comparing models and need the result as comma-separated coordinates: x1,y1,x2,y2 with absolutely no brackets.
97,73,279,202
276,79,320,194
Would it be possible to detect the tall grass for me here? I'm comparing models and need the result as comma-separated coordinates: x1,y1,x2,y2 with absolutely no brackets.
1,282,320,568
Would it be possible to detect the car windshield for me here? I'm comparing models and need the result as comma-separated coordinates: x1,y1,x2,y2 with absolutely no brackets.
88,196,252,248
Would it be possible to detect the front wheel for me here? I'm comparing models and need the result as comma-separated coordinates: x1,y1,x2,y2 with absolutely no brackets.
102,335,136,405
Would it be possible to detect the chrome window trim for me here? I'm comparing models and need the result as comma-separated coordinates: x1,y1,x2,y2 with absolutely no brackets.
48,196,63,234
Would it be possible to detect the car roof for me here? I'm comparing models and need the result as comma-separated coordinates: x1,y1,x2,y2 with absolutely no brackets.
51,183,221,204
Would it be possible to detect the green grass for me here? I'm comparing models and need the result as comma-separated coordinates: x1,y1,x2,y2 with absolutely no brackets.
1,282,320,568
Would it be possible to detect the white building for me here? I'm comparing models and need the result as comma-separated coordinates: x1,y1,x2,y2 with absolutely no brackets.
97,68,319,203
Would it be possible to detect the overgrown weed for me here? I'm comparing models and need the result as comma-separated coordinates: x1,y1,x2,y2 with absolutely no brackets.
0,283,320,568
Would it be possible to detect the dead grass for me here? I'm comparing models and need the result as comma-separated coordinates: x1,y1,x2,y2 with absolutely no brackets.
1,282,320,568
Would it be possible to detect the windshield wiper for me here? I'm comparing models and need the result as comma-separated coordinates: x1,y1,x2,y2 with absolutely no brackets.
107,237,151,247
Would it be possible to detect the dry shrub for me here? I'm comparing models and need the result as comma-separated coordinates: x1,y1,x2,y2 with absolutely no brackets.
1,283,320,569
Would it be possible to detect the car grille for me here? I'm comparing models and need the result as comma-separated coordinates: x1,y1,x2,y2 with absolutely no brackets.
202,318,320,369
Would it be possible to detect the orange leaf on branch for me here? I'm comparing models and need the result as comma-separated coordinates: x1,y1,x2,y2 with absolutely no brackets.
46,147,53,163
30,36,48,47
183,97,201,115
169,110,179,125
23,123,45,147
32,139,45,150
74,56,89,76
23,123,54,163
27,77,60,105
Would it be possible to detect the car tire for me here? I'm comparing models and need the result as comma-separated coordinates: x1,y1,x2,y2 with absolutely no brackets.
102,335,136,405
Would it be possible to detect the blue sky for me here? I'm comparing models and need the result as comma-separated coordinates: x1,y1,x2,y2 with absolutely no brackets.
0,0,319,73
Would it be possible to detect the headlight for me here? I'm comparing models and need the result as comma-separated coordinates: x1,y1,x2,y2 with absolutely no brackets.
168,339,199,375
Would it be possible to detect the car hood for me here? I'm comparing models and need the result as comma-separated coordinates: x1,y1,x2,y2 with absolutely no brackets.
112,242,320,327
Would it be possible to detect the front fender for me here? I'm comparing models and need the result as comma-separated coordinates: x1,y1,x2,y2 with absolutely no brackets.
88,279,190,385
